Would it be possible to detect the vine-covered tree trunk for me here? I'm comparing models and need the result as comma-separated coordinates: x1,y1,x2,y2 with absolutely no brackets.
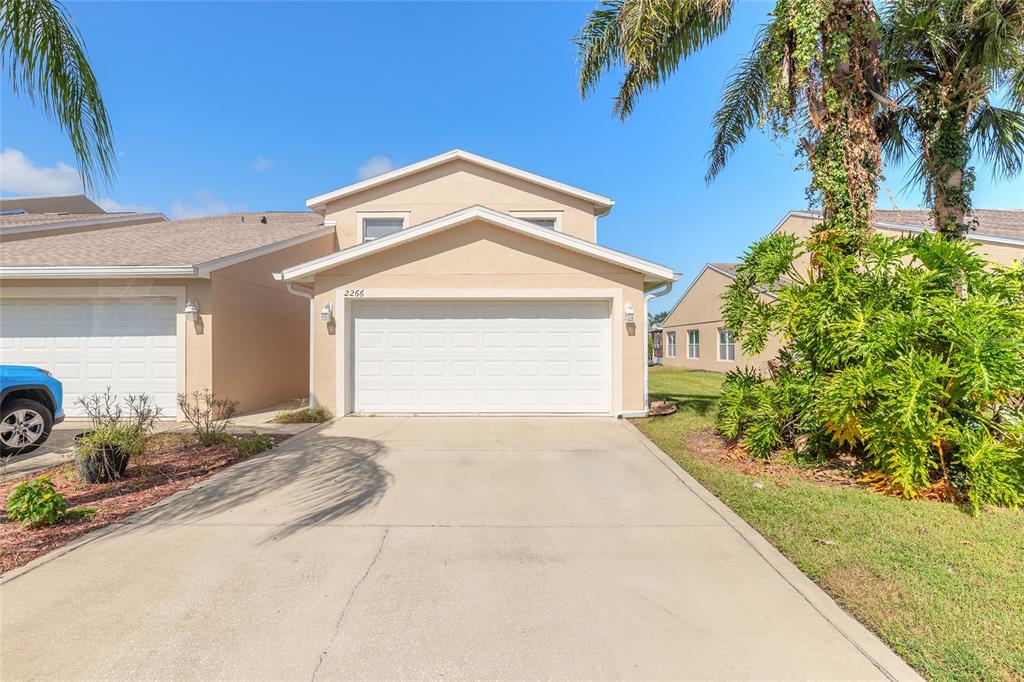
921,106,975,240
803,0,884,255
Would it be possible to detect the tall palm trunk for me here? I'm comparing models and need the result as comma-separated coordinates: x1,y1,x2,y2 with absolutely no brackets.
921,102,975,239
805,0,885,255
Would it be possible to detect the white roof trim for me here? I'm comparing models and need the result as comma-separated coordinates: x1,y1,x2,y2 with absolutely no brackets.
0,212,167,237
778,210,1024,247
305,150,615,214
277,205,673,283
0,265,197,279
196,225,334,276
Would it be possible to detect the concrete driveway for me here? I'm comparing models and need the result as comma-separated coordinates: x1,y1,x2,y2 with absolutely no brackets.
0,417,918,681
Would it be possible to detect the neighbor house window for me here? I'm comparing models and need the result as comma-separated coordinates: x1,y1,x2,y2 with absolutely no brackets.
666,331,677,357
718,328,736,361
509,211,561,230
362,217,405,242
687,330,700,359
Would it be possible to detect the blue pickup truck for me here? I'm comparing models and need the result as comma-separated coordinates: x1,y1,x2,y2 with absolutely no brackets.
0,365,64,456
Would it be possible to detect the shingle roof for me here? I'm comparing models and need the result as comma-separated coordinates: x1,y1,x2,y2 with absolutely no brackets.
0,211,327,267
0,212,148,229
708,262,739,276
798,209,1024,241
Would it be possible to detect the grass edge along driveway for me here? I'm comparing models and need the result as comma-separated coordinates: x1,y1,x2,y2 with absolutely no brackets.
635,367,1023,682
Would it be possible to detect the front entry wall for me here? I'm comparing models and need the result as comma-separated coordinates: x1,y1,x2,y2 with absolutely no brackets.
310,220,646,415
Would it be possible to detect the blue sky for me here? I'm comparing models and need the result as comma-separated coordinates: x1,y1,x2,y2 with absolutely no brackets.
2,1,1021,312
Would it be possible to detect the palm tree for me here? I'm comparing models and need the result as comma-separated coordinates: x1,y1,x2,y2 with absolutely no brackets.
880,0,1024,239
575,0,887,254
1,0,115,192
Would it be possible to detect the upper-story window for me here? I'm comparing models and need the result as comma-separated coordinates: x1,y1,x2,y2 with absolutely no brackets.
509,210,562,231
359,212,410,242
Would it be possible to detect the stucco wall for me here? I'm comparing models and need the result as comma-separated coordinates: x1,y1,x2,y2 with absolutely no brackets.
321,159,601,246
659,268,779,373
309,220,645,415
211,233,335,412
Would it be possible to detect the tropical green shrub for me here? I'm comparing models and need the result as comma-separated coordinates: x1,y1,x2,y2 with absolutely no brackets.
232,432,274,456
719,230,1024,511
6,476,95,527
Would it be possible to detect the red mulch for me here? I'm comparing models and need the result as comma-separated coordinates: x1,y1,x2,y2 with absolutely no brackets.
0,432,290,574
685,428,861,487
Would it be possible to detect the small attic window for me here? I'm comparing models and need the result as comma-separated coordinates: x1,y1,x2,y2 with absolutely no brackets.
509,210,561,231
360,212,409,242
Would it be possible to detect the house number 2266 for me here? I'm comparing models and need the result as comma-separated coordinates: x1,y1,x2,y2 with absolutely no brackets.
344,289,366,297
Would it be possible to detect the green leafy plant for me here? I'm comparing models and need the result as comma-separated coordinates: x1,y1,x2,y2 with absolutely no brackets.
232,432,274,457
74,390,162,481
177,389,238,446
272,407,331,424
719,230,1024,511
6,476,94,528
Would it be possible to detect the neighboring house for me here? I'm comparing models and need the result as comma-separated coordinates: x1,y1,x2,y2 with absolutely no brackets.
0,193,166,241
658,209,1024,373
276,149,676,417
0,212,335,417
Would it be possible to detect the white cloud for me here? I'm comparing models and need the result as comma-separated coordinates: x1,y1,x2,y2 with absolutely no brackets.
169,191,233,220
0,148,82,195
97,197,156,214
356,155,394,180
252,156,272,172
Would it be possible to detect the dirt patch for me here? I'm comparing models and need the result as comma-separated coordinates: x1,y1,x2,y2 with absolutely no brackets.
0,432,290,574
685,428,861,488
648,400,678,417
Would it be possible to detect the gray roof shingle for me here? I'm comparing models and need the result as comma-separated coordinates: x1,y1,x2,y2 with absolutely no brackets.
0,211,326,267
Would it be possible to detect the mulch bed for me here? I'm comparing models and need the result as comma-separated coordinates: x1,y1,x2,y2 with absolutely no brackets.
0,432,290,574
685,428,861,488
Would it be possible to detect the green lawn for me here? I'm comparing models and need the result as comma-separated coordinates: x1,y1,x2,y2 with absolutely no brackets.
637,366,1024,682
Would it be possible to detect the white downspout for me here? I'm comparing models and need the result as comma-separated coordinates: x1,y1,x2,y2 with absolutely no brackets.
284,281,317,408
643,280,675,415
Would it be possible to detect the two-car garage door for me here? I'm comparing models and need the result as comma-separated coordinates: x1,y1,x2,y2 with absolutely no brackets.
0,298,178,417
352,300,611,413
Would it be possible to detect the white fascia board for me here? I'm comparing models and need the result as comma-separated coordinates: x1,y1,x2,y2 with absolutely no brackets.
277,205,673,283
0,265,197,279
196,225,335,276
305,150,615,213
0,213,167,237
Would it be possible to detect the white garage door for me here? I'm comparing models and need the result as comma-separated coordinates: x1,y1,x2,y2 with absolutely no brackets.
0,298,178,417
352,300,611,413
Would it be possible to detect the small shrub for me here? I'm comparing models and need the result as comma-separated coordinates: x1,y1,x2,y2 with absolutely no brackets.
177,389,238,446
74,390,162,482
6,476,94,528
77,389,161,432
272,407,330,424
232,432,274,456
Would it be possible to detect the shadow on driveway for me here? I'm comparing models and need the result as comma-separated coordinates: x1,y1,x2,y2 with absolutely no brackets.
132,434,393,540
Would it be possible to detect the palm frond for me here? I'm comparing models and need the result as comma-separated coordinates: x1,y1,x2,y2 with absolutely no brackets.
970,101,1024,179
575,0,733,119
704,27,772,183
0,0,116,192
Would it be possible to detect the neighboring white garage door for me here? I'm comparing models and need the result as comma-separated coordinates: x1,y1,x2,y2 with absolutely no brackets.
0,298,178,417
352,300,611,413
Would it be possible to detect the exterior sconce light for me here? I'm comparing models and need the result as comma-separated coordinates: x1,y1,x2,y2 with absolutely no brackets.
624,303,635,324
321,302,334,323
183,300,199,322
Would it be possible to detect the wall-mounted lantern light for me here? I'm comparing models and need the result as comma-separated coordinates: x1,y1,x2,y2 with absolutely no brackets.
321,302,334,323
183,300,199,322
624,303,635,324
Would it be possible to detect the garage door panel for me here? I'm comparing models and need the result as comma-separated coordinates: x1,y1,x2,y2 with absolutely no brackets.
1,298,177,417
352,300,610,413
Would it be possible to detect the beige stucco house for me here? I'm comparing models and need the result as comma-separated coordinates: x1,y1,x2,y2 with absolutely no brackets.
657,208,1023,373
0,210,335,417
277,150,676,417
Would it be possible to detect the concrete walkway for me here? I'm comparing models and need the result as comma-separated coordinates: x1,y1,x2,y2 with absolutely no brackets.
0,417,920,680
